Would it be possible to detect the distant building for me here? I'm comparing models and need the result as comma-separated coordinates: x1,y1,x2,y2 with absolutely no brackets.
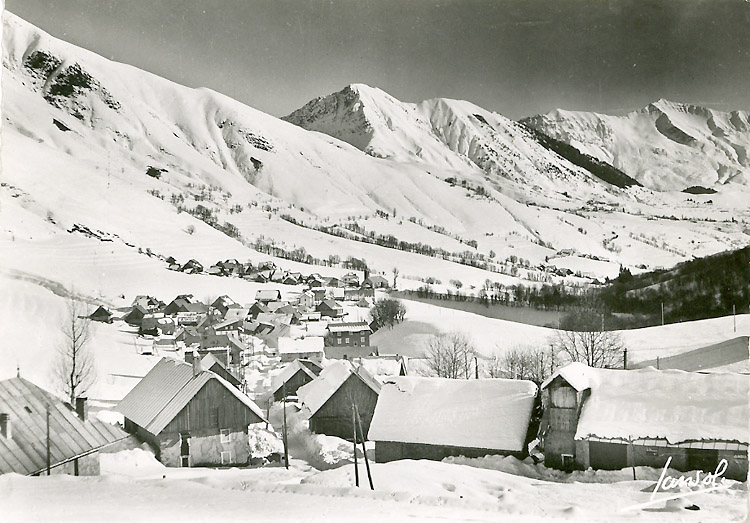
297,361,381,441
123,304,148,326
317,299,344,318
368,377,537,463
255,290,282,304
117,358,267,467
0,377,134,475
268,360,321,402
278,337,325,363
89,306,113,323
539,363,749,480
325,321,371,347
363,275,389,289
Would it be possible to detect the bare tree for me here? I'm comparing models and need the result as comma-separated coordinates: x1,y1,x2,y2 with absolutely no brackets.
422,331,476,379
53,297,96,404
552,309,625,368
485,345,556,385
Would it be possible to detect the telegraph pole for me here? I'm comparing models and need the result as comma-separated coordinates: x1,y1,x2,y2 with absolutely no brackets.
661,302,664,326
46,406,51,475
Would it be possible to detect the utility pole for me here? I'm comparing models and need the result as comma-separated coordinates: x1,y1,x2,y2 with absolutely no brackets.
474,356,479,379
46,405,51,475
733,304,736,333
352,404,359,487
661,302,664,326
623,348,628,370
282,384,289,470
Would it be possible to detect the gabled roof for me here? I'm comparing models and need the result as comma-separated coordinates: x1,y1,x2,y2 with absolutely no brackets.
0,378,128,475
117,358,266,435
319,299,343,310
297,361,381,417
256,290,282,301
543,363,750,444
368,377,537,452
270,360,319,395
278,337,325,355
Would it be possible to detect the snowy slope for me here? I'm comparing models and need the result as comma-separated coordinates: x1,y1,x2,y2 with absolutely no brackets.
522,99,750,191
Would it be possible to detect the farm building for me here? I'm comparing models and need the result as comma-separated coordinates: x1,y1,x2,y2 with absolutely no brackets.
123,304,147,326
117,358,267,467
368,377,537,463
538,363,750,480
185,353,243,390
269,360,320,402
324,345,376,360
88,305,113,323
317,299,344,318
325,321,372,347
278,337,325,363
363,275,389,289
0,377,135,475
255,289,282,304
358,356,407,381
210,295,240,316
297,361,381,442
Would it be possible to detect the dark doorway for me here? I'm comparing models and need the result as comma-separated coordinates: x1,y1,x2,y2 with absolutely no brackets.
589,441,628,470
180,432,190,467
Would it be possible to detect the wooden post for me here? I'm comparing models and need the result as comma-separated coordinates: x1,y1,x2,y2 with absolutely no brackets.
623,348,627,370
661,302,664,326
354,403,374,490
352,404,359,487
656,356,660,370
46,405,51,475
629,437,636,480
733,304,737,332
282,384,289,470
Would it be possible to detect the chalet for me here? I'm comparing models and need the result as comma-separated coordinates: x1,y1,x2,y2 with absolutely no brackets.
325,276,342,288
163,298,191,316
140,313,165,335
256,289,282,304
297,361,381,441
283,272,302,285
132,295,164,312
257,261,276,271
212,317,244,334
278,337,325,363
363,275,389,289
89,306,113,323
123,304,148,326
117,358,267,467
297,290,315,310
180,259,204,274
325,322,371,347
224,308,250,322
539,363,749,480
357,297,374,308
317,299,344,318
269,360,320,402
0,377,134,475
269,269,286,283
200,332,247,365
207,264,223,276
342,272,361,287
248,301,270,318
210,295,241,316
176,326,202,346
368,377,537,463
307,274,326,288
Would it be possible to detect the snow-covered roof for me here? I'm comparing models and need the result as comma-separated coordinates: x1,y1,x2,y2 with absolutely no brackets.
357,358,402,378
278,336,325,354
297,361,381,417
327,321,372,333
270,360,318,395
544,363,750,444
368,377,537,452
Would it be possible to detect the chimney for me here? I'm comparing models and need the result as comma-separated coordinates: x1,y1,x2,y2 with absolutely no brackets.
185,351,195,364
76,397,88,421
192,351,202,377
0,413,11,439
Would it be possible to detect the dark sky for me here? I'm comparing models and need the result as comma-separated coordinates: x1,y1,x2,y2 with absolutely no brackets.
6,0,750,119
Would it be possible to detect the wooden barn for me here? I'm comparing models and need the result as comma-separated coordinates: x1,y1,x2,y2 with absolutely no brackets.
117,358,267,467
185,352,243,390
538,363,750,480
89,305,113,323
269,360,321,402
0,377,135,475
297,361,381,442
123,304,147,326
317,299,344,318
368,377,537,463
278,336,325,363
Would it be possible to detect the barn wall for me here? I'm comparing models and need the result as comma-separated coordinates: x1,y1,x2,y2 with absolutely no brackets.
374,441,518,463
542,379,580,470
310,375,378,441
163,380,263,434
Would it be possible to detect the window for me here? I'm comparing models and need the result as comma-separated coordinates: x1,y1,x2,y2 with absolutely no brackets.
220,429,231,443
221,451,232,465
180,432,190,467
345,337,350,344
360,336,365,343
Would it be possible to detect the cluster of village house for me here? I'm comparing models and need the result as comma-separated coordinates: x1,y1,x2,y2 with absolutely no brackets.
0,268,748,480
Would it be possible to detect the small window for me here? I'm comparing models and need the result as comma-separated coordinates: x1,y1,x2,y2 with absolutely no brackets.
220,451,232,465
360,336,365,343
220,429,231,443
345,337,350,344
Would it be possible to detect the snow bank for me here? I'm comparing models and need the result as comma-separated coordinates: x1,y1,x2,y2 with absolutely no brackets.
99,448,166,477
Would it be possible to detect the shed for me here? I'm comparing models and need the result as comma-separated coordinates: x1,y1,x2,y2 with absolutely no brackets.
0,377,133,475
117,358,266,467
256,290,282,303
539,363,750,480
297,361,381,442
269,360,319,402
368,377,537,463
123,304,147,326
89,306,113,323
317,299,344,318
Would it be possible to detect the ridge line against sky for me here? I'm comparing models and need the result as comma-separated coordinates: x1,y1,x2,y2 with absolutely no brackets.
4,0,750,120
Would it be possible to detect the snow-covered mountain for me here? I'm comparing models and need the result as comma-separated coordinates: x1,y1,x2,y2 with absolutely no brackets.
283,84,613,195
2,9,749,305
522,100,750,192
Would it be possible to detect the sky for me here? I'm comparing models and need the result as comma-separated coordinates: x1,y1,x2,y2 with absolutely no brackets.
5,0,750,120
